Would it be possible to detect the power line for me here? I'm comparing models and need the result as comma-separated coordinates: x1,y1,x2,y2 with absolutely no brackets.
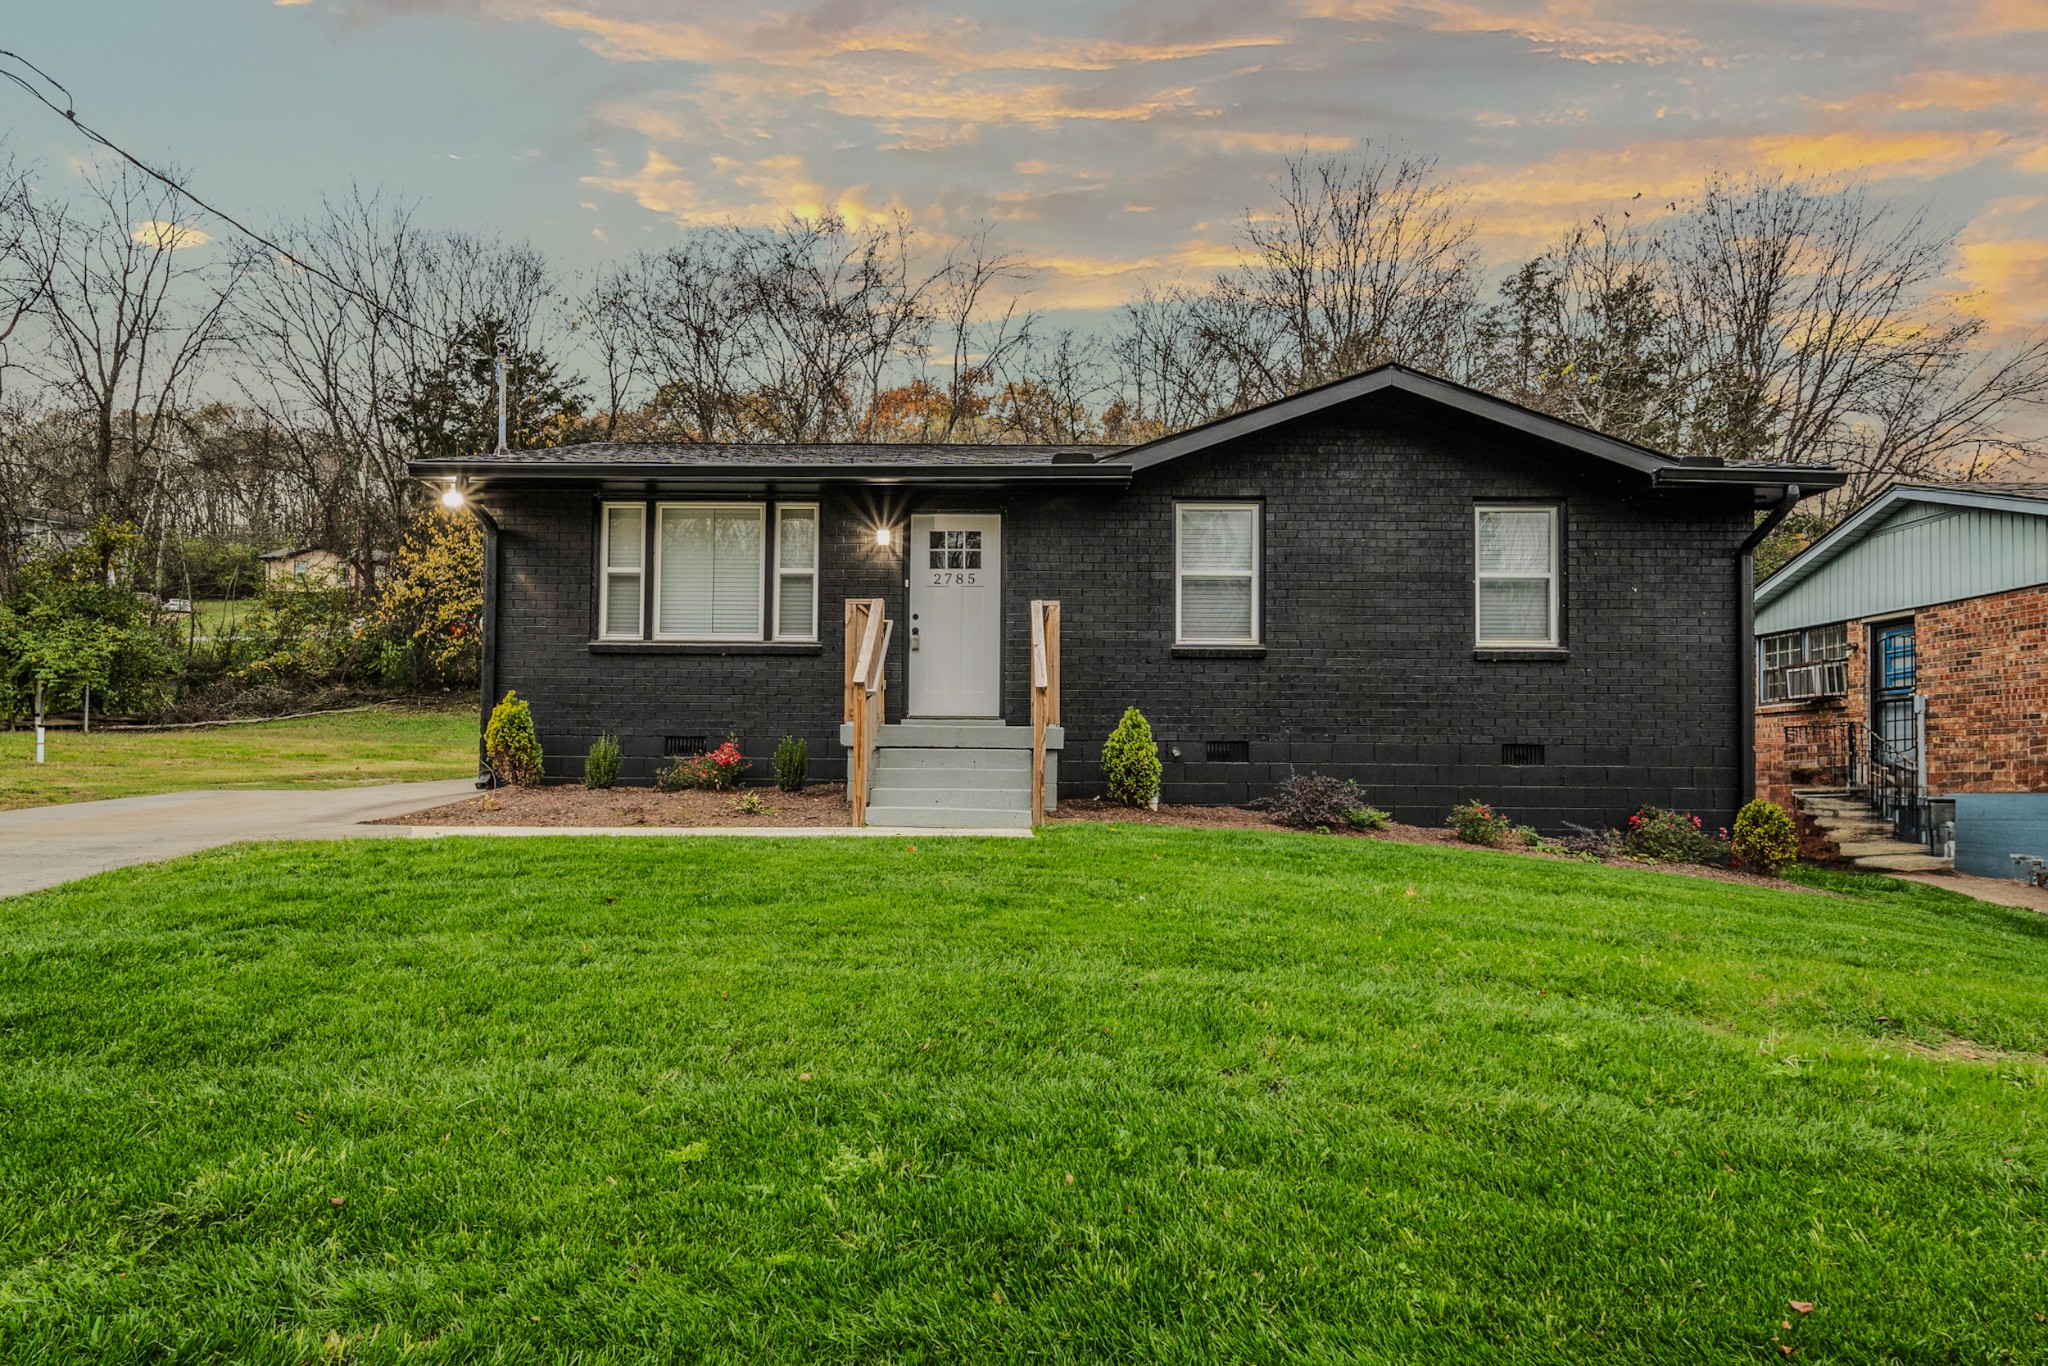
0,46,433,339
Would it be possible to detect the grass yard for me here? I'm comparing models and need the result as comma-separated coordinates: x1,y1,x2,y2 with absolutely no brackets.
1,827,2044,1362
0,704,477,811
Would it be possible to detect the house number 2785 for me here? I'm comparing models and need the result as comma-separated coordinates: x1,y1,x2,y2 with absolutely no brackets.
929,571,980,586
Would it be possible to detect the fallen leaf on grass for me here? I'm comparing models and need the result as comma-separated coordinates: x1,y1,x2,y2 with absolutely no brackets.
329,1196,345,1207
1789,1302,1813,1315
799,1072,812,1082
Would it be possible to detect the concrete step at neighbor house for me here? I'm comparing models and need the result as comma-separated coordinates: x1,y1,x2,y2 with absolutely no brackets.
1791,788,1951,874
1853,852,1955,873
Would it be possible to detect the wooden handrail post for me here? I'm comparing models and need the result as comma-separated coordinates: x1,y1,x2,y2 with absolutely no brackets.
844,597,889,827
1028,599,1058,826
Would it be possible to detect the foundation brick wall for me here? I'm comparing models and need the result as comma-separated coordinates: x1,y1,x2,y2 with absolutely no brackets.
483,403,1756,830
1753,580,2048,806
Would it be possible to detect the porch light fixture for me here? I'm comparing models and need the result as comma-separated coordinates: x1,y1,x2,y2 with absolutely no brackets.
875,525,893,548
440,482,466,510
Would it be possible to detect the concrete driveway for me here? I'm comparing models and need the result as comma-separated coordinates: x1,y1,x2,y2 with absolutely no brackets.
0,779,479,899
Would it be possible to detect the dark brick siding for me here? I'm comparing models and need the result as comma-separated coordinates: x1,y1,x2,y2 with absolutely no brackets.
482,404,1753,830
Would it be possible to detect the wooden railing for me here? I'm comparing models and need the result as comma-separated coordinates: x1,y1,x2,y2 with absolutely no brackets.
1029,599,1061,825
844,597,892,826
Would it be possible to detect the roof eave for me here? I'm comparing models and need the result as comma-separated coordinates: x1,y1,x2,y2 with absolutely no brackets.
1652,466,1848,508
409,458,1134,487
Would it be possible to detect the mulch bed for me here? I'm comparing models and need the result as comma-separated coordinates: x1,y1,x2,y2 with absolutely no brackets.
382,783,852,829
1049,797,1807,892
387,785,1806,892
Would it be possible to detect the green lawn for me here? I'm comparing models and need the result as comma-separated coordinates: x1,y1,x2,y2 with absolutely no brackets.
0,704,477,810
1,828,2043,1363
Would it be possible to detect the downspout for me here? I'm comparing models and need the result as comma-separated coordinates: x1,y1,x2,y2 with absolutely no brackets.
465,498,501,786
1736,485,1800,809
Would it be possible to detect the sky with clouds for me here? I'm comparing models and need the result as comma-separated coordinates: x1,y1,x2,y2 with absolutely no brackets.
9,0,2048,335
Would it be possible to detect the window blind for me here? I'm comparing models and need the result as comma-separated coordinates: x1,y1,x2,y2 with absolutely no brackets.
657,504,763,638
601,504,644,638
1475,507,1556,645
1177,504,1259,643
775,504,818,640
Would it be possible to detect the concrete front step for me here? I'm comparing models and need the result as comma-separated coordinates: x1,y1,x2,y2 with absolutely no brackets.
863,804,1033,829
839,721,1065,751
862,786,1030,810
874,748,1033,774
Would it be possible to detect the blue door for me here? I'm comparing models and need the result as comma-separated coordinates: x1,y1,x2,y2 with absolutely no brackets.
1872,620,1917,758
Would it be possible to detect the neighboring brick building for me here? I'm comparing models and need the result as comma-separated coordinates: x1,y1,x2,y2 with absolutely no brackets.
414,364,1836,829
1753,482,2048,868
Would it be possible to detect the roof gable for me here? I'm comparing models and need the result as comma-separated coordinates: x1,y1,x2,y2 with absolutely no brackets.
1754,482,2048,630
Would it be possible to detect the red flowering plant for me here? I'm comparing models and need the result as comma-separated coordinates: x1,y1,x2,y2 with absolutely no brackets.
656,736,751,792
1623,806,1730,865
1448,798,1513,846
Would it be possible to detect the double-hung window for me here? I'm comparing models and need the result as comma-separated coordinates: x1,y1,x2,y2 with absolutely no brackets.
1176,503,1260,645
1759,622,1849,702
599,503,645,639
655,503,766,640
1474,505,1559,648
773,503,819,641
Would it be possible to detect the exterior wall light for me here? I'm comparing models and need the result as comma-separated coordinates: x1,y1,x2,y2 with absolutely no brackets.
441,483,466,510
875,525,893,548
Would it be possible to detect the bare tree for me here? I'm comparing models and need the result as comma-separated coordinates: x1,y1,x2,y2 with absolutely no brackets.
18,164,235,526
1666,173,2048,507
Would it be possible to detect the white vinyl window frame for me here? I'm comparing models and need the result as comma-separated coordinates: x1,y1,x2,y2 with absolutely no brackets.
1174,501,1262,646
651,501,768,642
598,501,645,640
1474,504,1561,649
772,502,820,642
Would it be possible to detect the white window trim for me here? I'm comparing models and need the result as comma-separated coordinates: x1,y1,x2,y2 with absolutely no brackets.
772,502,820,642
598,501,645,640
1175,501,1261,646
651,501,768,642
1474,504,1561,649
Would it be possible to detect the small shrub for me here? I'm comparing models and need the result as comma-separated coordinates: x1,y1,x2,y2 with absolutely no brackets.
1264,773,1367,828
1101,707,1162,807
1731,798,1798,874
1344,806,1391,832
484,690,543,786
656,736,749,792
728,790,769,817
1448,799,1511,846
1556,821,1623,858
1624,806,1729,864
773,735,809,792
584,733,622,790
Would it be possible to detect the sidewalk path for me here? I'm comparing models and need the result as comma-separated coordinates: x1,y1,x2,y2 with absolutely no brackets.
0,780,479,899
1898,870,2048,915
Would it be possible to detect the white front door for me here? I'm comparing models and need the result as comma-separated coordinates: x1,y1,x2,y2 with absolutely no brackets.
908,513,1001,717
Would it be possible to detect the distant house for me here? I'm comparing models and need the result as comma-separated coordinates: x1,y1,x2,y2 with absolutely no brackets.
1753,481,2048,874
258,546,385,590
9,506,88,555
412,364,1836,830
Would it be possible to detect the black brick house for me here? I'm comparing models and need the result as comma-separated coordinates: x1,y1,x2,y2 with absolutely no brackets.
414,365,1839,829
